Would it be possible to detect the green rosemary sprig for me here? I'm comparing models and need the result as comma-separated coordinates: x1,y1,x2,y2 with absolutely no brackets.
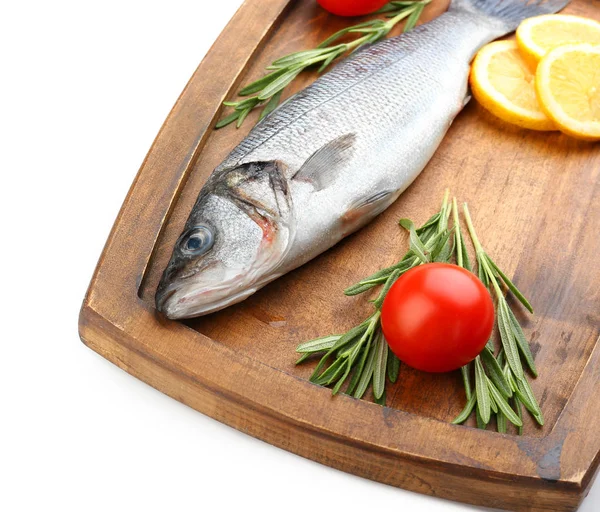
452,203,542,432
296,191,541,433
216,0,431,129
295,191,452,404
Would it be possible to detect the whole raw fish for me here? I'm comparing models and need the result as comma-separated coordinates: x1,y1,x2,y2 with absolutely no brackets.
156,0,568,319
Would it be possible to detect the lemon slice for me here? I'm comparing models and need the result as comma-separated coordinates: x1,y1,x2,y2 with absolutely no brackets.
536,43,600,141
516,14,600,68
470,40,556,131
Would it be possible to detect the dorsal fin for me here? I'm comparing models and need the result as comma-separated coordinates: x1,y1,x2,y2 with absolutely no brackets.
291,133,356,191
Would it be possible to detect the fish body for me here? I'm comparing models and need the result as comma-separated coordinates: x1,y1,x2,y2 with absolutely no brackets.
156,0,568,319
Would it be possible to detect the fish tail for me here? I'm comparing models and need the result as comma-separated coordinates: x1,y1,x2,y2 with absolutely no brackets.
450,0,570,32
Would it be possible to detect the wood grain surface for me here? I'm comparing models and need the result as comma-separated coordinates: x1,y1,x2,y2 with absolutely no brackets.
80,0,600,510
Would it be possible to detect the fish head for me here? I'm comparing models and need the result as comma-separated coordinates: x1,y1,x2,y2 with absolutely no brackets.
156,161,294,319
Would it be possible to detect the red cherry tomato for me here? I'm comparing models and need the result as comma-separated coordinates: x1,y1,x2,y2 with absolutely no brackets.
317,0,390,17
381,263,494,373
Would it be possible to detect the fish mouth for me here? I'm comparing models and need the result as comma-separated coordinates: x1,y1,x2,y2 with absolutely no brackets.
155,259,223,317
156,279,256,319
155,285,177,315
155,258,253,318
155,264,285,319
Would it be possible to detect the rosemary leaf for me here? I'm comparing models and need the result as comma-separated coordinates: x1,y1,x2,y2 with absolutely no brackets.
404,2,425,31
416,213,441,234
453,197,472,272
475,357,491,424
296,334,341,354
453,198,464,267
481,346,512,399
504,363,516,392
215,111,241,129
387,351,400,383
452,393,477,424
350,26,385,35
230,97,261,111
270,48,331,68
332,360,354,394
430,228,453,262
373,268,401,309
476,408,487,430
516,375,544,424
309,347,336,383
477,253,490,288
512,386,536,417
344,259,414,295
236,107,251,128
375,3,402,14
353,341,377,399
373,331,388,399
259,90,283,121
295,353,311,365
506,306,538,376
422,228,447,253
487,377,522,427
258,67,303,101
332,322,368,351
239,68,288,96
496,410,507,434
317,21,377,48
497,299,525,380
514,397,524,436
347,344,372,396
460,237,472,272
337,325,371,358
337,336,363,359
343,282,380,296
318,48,344,73
417,225,437,244
486,255,533,313
391,1,429,7
399,219,429,263
506,370,539,419
439,191,452,232
497,348,505,368
313,357,345,385
489,391,498,414
374,388,386,406
461,363,472,400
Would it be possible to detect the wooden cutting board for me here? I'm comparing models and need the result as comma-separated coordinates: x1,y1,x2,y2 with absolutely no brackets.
79,1,600,510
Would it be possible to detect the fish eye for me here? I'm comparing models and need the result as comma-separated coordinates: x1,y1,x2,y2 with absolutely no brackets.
178,225,214,256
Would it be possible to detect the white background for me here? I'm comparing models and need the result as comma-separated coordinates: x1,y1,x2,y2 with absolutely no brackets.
1,1,598,511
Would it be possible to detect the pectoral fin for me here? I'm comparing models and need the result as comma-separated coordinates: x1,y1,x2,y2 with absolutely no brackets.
292,133,356,191
341,189,397,236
